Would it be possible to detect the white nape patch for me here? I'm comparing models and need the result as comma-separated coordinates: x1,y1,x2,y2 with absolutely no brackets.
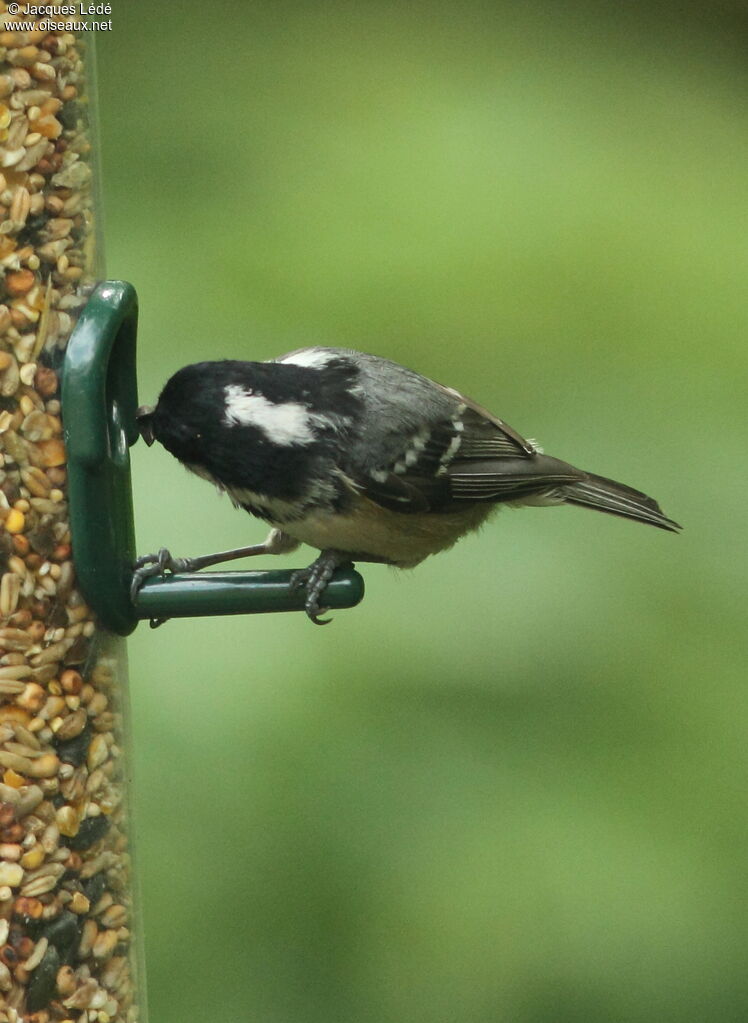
223,384,316,446
526,437,544,453
276,348,337,370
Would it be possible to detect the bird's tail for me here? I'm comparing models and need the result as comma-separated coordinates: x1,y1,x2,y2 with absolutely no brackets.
565,472,681,532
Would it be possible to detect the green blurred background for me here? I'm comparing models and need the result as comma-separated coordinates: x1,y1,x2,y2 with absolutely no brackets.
96,3,747,1021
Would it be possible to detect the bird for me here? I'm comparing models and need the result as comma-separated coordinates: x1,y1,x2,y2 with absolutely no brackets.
132,346,680,623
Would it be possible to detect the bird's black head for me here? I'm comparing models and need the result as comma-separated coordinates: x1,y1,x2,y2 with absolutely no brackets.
140,362,236,468
137,357,363,503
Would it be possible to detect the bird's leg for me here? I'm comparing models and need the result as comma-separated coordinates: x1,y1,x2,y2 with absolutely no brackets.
130,529,300,601
289,549,354,626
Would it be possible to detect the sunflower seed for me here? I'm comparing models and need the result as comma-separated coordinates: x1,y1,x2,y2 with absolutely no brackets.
0,679,25,694
22,935,47,971
0,573,21,616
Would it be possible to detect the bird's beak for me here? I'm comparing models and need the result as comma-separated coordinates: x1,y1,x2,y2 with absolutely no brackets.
136,405,156,446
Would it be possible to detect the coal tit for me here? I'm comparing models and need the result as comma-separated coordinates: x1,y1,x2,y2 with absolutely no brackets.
134,347,680,623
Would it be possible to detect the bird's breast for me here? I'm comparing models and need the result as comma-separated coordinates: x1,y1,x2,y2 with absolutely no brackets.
276,496,495,567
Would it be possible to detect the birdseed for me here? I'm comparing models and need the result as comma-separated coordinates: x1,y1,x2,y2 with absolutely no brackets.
0,17,143,1023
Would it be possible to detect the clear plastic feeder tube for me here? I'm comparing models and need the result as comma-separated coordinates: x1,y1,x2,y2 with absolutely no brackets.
0,17,145,1023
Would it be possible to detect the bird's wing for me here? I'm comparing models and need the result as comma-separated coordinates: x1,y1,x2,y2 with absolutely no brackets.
349,388,584,513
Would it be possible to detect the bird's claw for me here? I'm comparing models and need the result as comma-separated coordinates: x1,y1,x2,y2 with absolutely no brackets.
130,547,196,602
290,551,352,625
309,605,333,626
289,567,331,625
